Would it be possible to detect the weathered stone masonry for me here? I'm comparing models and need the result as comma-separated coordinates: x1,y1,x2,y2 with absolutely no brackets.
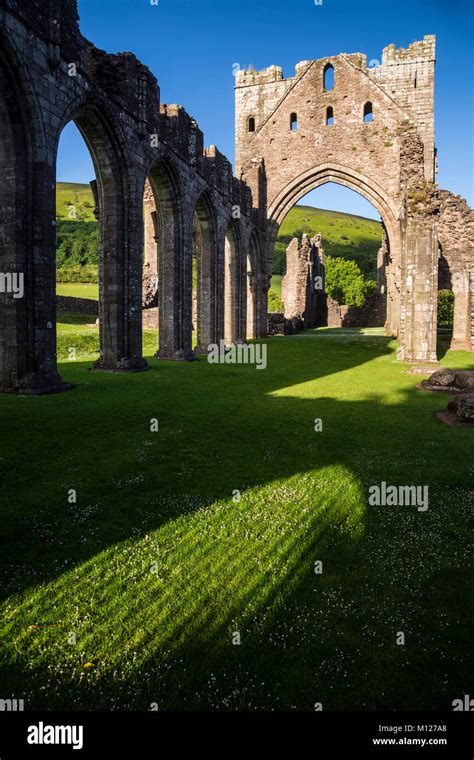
0,4,472,396
0,0,265,393
235,36,474,362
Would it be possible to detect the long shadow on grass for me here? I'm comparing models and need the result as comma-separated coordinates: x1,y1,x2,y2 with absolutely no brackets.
0,330,472,709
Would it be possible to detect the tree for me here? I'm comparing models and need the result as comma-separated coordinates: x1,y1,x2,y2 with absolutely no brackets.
325,256,373,307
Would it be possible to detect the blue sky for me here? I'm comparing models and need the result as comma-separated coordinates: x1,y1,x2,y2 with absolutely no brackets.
58,0,474,220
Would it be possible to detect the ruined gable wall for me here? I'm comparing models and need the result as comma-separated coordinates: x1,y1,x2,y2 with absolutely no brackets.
235,39,435,220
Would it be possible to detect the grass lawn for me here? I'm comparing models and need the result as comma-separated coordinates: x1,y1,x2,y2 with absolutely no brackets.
57,282,99,300
0,324,472,711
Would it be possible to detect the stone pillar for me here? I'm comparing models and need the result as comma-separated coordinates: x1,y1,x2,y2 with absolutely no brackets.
0,157,69,394
260,270,271,337
93,177,147,372
193,214,218,354
451,269,473,351
160,203,195,361
223,225,240,346
238,238,248,342
398,214,438,364
156,196,194,361
281,238,299,318
246,268,257,339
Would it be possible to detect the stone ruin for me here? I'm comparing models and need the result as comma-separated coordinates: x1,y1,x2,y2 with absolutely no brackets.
235,36,474,363
281,234,326,329
421,367,474,425
277,232,387,332
0,1,472,393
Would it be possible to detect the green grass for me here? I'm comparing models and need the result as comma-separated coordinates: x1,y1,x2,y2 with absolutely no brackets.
275,204,382,279
56,183,96,222
57,282,99,300
0,326,472,711
269,274,282,299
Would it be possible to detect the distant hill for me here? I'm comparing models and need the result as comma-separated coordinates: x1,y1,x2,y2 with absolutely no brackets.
56,182,96,222
275,204,382,279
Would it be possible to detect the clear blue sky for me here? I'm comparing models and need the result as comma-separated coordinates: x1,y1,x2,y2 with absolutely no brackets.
58,0,474,221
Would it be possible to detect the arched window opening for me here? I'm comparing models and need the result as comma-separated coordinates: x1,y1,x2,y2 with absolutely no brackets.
363,102,373,123
290,112,298,131
326,106,334,126
323,63,334,92
248,116,255,133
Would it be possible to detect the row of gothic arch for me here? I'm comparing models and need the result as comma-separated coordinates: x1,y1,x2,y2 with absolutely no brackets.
0,22,265,393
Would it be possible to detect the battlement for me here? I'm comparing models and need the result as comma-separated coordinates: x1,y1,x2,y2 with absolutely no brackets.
235,65,283,87
382,35,436,65
235,38,435,90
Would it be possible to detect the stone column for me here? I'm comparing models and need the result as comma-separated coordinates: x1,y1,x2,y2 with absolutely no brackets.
193,214,218,354
398,214,438,364
237,237,248,342
93,177,147,372
246,270,257,339
156,196,195,361
451,268,473,350
0,158,69,394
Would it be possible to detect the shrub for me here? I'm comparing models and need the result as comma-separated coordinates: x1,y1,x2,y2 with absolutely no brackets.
268,290,284,313
57,265,98,283
437,289,454,328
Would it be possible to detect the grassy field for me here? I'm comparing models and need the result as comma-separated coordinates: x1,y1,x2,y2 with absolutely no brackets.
0,324,472,711
57,283,99,300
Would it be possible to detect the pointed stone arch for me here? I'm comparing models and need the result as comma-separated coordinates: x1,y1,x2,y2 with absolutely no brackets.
55,97,147,372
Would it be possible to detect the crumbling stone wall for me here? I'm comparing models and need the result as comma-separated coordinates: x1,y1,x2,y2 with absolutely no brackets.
281,233,385,330
435,191,474,351
281,234,325,327
235,36,474,362
0,0,264,393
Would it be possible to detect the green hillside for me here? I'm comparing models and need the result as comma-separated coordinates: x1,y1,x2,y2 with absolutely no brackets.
55,184,382,284
274,204,382,279
56,182,96,221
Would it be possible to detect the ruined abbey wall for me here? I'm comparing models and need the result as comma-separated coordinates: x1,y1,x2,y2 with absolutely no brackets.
0,2,472,395
235,36,474,363
0,0,266,393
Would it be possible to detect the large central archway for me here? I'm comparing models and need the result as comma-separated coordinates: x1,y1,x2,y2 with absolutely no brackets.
266,164,401,337
267,163,399,251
